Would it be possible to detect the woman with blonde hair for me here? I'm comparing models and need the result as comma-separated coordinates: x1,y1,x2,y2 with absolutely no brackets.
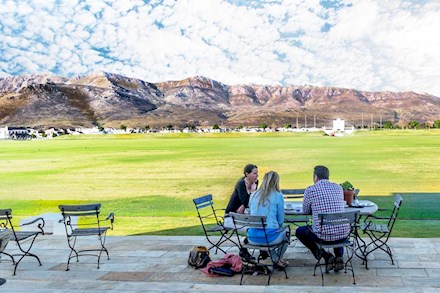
248,171,290,268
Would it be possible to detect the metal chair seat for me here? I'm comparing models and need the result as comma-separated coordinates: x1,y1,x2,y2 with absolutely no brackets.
70,227,110,237
362,222,389,233
317,238,353,250
206,225,227,233
14,231,40,242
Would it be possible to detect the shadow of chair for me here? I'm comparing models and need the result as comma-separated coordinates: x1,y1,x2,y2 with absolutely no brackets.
0,209,45,275
314,211,360,286
193,194,236,254
58,203,114,271
230,212,290,285
361,194,403,269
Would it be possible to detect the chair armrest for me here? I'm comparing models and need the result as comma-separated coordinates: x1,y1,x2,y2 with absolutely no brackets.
214,208,226,224
20,217,45,235
364,214,391,221
377,208,390,212
105,212,115,230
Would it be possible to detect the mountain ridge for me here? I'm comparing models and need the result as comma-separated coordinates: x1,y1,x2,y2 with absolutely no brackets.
0,72,439,129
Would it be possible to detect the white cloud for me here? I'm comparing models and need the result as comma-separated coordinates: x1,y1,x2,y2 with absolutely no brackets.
0,0,439,96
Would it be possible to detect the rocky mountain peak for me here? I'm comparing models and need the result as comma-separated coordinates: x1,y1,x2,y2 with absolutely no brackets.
0,72,439,129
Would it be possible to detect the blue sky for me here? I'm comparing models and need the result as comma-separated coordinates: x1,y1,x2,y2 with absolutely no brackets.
1,0,439,96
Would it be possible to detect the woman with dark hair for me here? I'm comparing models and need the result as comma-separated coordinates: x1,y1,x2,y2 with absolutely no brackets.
223,164,259,262
224,164,258,230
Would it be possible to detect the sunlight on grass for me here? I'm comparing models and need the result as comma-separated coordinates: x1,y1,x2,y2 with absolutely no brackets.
1,130,440,236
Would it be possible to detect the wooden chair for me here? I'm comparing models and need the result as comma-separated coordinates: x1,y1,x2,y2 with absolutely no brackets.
0,209,45,275
58,204,114,271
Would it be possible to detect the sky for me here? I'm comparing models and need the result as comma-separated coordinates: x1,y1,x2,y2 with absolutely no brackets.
1,0,439,96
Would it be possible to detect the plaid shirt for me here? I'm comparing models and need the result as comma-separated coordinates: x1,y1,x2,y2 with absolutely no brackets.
303,179,350,241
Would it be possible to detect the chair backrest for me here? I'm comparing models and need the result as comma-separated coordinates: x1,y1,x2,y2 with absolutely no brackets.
281,189,306,199
0,209,13,229
229,212,267,229
59,204,102,217
59,204,102,233
318,211,360,238
229,212,276,247
0,209,12,221
387,194,403,232
193,194,221,229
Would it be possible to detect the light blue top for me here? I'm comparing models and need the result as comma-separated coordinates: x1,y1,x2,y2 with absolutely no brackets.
247,190,285,243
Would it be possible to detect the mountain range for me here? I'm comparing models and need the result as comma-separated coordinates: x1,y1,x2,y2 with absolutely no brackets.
0,72,439,129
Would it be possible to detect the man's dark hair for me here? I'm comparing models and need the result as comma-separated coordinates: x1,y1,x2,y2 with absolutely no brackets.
314,165,329,180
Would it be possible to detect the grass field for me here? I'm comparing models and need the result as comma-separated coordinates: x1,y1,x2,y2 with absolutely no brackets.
1,129,439,237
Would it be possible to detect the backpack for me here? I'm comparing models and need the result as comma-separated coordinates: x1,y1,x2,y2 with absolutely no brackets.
188,246,211,269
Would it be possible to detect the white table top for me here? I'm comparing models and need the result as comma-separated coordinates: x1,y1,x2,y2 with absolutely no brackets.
284,200,378,215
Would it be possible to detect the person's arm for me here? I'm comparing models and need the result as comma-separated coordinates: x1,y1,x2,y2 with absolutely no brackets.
236,180,250,208
302,188,312,215
276,192,285,228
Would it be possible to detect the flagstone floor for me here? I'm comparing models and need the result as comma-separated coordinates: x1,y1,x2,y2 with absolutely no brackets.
1,235,440,292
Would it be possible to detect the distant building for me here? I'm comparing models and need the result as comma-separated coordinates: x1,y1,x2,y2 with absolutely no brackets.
333,118,346,131
323,118,355,136
0,126,9,139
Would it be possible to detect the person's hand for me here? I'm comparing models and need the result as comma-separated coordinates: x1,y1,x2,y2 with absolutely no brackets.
236,205,245,214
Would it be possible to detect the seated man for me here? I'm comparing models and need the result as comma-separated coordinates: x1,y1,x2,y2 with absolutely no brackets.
295,165,349,271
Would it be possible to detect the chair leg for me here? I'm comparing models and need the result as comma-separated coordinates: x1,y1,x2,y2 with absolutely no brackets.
10,235,42,275
66,236,79,271
97,232,110,269
0,251,16,265
344,246,356,285
364,232,394,268
312,249,325,286
206,230,235,254
12,252,41,276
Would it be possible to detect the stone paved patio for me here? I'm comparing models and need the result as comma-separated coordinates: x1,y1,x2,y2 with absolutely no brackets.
1,235,440,292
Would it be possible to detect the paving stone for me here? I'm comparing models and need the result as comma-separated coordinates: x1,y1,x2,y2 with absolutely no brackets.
1,236,440,292
98,271,152,281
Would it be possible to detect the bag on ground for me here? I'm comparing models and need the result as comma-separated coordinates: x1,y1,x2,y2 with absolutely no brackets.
188,246,211,269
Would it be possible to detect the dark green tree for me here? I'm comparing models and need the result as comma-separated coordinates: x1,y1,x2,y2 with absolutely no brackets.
408,120,420,129
383,121,393,129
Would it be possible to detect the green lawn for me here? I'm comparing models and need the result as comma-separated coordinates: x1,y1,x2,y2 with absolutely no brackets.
1,129,439,237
